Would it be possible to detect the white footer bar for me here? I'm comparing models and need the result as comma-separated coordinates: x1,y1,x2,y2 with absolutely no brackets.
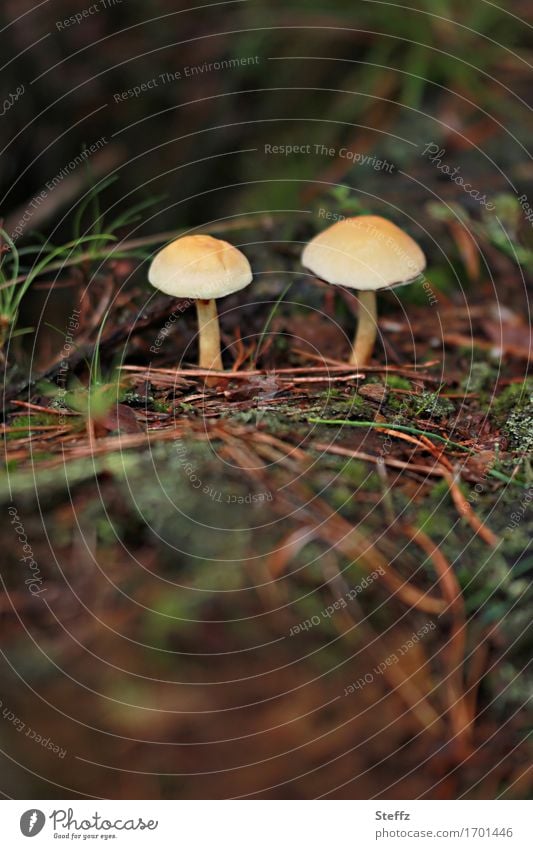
1,800,530,848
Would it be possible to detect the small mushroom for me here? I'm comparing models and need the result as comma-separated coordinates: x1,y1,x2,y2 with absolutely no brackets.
302,215,426,366
148,234,252,374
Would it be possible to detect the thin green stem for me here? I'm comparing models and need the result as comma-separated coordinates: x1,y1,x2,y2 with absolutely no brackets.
308,417,527,487
252,281,293,367
308,417,468,449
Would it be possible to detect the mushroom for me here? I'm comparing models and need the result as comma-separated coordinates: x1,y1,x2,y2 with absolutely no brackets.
148,234,252,374
302,215,426,366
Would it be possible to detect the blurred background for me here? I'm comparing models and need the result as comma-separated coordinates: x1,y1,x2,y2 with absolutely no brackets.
3,0,533,233
1,0,532,799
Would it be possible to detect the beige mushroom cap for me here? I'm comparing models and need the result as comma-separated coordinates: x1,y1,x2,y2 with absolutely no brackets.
148,234,253,300
302,215,426,291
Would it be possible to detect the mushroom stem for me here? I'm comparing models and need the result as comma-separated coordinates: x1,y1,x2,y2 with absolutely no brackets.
350,289,378,366
196,298,223,371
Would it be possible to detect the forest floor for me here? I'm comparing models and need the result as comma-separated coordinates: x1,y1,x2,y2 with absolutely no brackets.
2,205,532,798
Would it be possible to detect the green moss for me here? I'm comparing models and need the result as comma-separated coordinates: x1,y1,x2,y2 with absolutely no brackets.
384,375,412,390
493,380,533,421
6,412,61,440
505,406,533,454
122,390,154,406
461,361,497,393
228,391,372,427
386,393,407,413
492,380,533,454
326,393,368,417
229,410,294,434
412,390,455,419
382,387,454,421
306,390,371,421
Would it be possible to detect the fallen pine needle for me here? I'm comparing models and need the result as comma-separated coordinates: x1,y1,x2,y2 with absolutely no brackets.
311,442,445,477
307,417,470,451
443,471,500,548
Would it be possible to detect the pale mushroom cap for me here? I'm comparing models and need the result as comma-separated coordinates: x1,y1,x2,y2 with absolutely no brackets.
302,215,426,291
148,234,253,300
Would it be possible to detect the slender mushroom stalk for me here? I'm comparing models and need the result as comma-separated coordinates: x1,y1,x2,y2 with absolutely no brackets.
196,298,222,371
302,216,426,366
351,289,377,367
148,234,252,381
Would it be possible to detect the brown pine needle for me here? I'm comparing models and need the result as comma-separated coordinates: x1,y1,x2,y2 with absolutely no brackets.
312,441,445,477
443,471,500,548
401,523,472,756
10,400,80,416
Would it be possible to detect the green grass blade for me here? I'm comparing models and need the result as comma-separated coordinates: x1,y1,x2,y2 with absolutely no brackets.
252,281,293,367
